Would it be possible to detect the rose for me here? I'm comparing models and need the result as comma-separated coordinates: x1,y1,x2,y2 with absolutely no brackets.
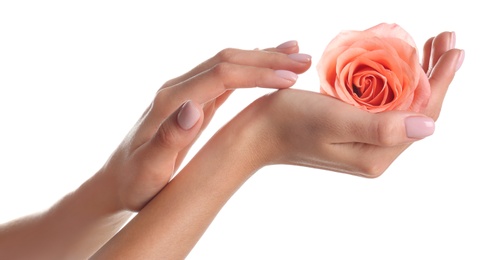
316,23,430,113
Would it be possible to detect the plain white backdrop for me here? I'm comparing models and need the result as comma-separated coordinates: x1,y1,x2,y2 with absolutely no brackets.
0,1,484,259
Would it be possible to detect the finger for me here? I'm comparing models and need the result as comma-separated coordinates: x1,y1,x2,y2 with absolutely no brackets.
138,50,311,147
427,31,455,76
162,42,308,89
173,96,225,171
263,40,300,54
154,63,302,119
352,112,435,145
331,109,435,147
273,90,435,146
135,100,204,182
421,36,434,73
425,48,465,120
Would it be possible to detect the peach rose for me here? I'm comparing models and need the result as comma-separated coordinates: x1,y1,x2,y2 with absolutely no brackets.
316,23,430,113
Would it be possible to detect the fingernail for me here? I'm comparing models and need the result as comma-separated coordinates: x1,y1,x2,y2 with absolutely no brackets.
405,117,435,139
275,70,298,82
449,31,456,49
276,40,298,49
455,49,465,71
288,53,312,63
177,100,200,130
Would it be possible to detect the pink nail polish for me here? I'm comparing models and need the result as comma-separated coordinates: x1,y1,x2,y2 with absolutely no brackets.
288,53,312,63
455,49,465,71
449,31,456,49
405,117,435,139
276,40,298,49
177,100,200,130
275,70,298,82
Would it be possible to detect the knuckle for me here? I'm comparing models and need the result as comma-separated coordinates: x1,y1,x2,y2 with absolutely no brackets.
215,48,238,62
211,62,231,77
375,118,397,146
152,90,168,110
209,63,235,91
161,79,175,89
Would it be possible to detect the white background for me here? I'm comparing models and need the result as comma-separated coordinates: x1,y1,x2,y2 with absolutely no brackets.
0,1,484,259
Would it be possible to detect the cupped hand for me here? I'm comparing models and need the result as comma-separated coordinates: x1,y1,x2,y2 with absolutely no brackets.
99,41,312,211
224,31,463,178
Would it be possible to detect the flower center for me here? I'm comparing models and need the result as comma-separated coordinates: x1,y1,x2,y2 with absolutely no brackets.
352,84,362,97
351,70,395,106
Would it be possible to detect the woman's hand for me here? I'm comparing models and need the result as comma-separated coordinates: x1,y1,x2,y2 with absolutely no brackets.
99,40,312,211
220,31,463,178
0,41,313,260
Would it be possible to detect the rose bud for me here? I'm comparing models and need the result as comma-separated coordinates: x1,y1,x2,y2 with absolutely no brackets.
317,23,430,113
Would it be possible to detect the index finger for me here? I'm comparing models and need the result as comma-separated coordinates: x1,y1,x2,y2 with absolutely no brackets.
424,48,464,120
161,41,301,89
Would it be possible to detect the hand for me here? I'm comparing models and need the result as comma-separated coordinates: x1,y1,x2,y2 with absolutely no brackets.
98,41,312,211
219,31,463,178
0,41,313,260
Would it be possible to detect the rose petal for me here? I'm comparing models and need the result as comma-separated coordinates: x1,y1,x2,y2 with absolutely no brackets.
365,23,417,49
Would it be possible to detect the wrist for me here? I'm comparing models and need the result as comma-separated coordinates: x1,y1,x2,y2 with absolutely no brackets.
75,169,128,215
23,170,132,258
214,95,280,173
48,170,132,237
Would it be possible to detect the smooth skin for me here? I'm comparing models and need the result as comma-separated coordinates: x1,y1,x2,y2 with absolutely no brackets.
91,31,464,259
0,42,310,259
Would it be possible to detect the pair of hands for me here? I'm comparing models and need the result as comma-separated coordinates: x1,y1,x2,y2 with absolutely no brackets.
100,32,462,212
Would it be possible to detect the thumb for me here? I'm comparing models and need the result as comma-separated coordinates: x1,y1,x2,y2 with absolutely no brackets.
314,95,436,146
139,100,204,168
353,111,436,146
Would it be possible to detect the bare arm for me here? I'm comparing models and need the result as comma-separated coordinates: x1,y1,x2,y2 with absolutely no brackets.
0,171,133,259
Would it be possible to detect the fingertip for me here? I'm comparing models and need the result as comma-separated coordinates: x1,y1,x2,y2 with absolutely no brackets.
269,40,299,54
177,100,202,130
274,70,298,84
455,49,465,71
449,31,456,49
276,40,298,50
288,53,312,63
404,116,435,139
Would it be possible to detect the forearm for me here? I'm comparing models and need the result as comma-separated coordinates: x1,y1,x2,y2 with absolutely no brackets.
0,170,132,259
91,104,270,259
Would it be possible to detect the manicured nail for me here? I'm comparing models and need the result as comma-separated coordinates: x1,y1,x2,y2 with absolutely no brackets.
276,40,298,49
455,49,465,71
288,53,312,63
275,70,298,82
405,116,435,139
177,100,200,130
449,31,456,49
